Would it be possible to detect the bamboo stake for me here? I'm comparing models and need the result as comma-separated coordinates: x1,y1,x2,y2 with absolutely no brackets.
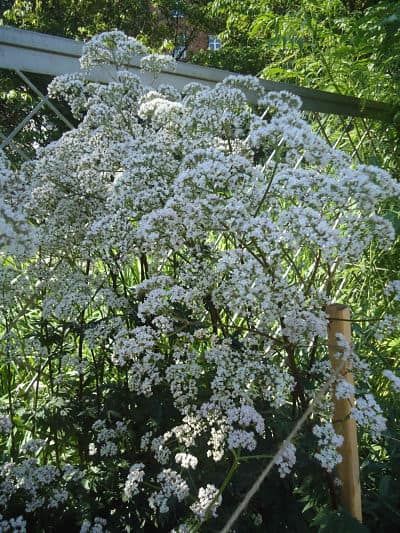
327,303,362,522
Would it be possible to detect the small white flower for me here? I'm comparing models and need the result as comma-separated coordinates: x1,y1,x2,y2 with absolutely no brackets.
313,422,344,472
175,452,198,469
140,54,176,74
335,379,355,400
274,442,296,477
383,369,400,392
88,443,97,456
148,469,189,514
190,484,222,522
384,280,400,301
351,394,387,441
0,415,12,435
123,463,145,500
0,514,27,533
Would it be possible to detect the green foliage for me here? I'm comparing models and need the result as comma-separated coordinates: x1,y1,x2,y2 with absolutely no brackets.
312,508,369,532
1,0,215,47
197,0,400,106
2,0,155,40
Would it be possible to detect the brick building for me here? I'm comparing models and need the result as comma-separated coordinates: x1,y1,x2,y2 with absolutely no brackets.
169,8,221,60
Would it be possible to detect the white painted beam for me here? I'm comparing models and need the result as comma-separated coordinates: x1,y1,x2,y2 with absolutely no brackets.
0,26,394,121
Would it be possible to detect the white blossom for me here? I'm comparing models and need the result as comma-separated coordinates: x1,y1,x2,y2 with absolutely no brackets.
274,442,296,477
123,463,145,500
80,31,147,70
384,280,400,301
0,514,27,533
351,394,387,441
80,517,108,533
140,54,177,74
190,484,222,522
1,28,398,526
383,369,400,392
0,416,12,436
175,453,198,470
335,379,355,400
148,469,189,514
313,423,344,472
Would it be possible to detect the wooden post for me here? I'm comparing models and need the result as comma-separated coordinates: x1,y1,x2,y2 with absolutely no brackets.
327,303,362,522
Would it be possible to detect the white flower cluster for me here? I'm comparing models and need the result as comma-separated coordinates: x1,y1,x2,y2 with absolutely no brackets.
227,429,257,451
251,512,263,526
90,420,127,457
373,314,399,340
330,333,370,376
80,517,108,533
151,433,173,465
313,423,344,472
384,280,400,301
0,152,31,257
148,469,189,514
221,74,266,97
190,484,222,522
140,54,177,74
0,416,11,436
225,404,265,452
310,361,332,381
331,333,353,361
0,459,73,513
226,405,265,434
80,30,147,70
351,394,387,441
0,515,26,533
175,453,198,470
383,369,400,392
274,442,296,478
20,439,46,456
123,463,145,500
335,379,355,400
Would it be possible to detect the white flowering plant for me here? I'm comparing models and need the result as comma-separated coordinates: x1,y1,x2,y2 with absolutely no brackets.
0,30,400,531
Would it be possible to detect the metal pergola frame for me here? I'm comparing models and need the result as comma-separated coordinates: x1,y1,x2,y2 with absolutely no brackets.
0,25,396,171
0,26,395,120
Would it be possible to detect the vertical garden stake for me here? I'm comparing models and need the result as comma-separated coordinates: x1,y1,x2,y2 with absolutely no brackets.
327,303,362,522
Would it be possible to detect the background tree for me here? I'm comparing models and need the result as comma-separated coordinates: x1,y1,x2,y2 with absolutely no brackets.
2,0,155,39
194,0,400,103
1,0,216,48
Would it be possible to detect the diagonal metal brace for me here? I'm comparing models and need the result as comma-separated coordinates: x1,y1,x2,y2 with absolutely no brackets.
16,69,74,130
0,98,46,150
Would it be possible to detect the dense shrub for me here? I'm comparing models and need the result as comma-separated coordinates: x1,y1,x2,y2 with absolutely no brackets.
0,32,399,532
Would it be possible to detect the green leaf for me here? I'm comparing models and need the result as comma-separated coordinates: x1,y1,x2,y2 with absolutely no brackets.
312,508,369,532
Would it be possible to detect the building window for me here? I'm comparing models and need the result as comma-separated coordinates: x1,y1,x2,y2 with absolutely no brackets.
208,35,221,51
